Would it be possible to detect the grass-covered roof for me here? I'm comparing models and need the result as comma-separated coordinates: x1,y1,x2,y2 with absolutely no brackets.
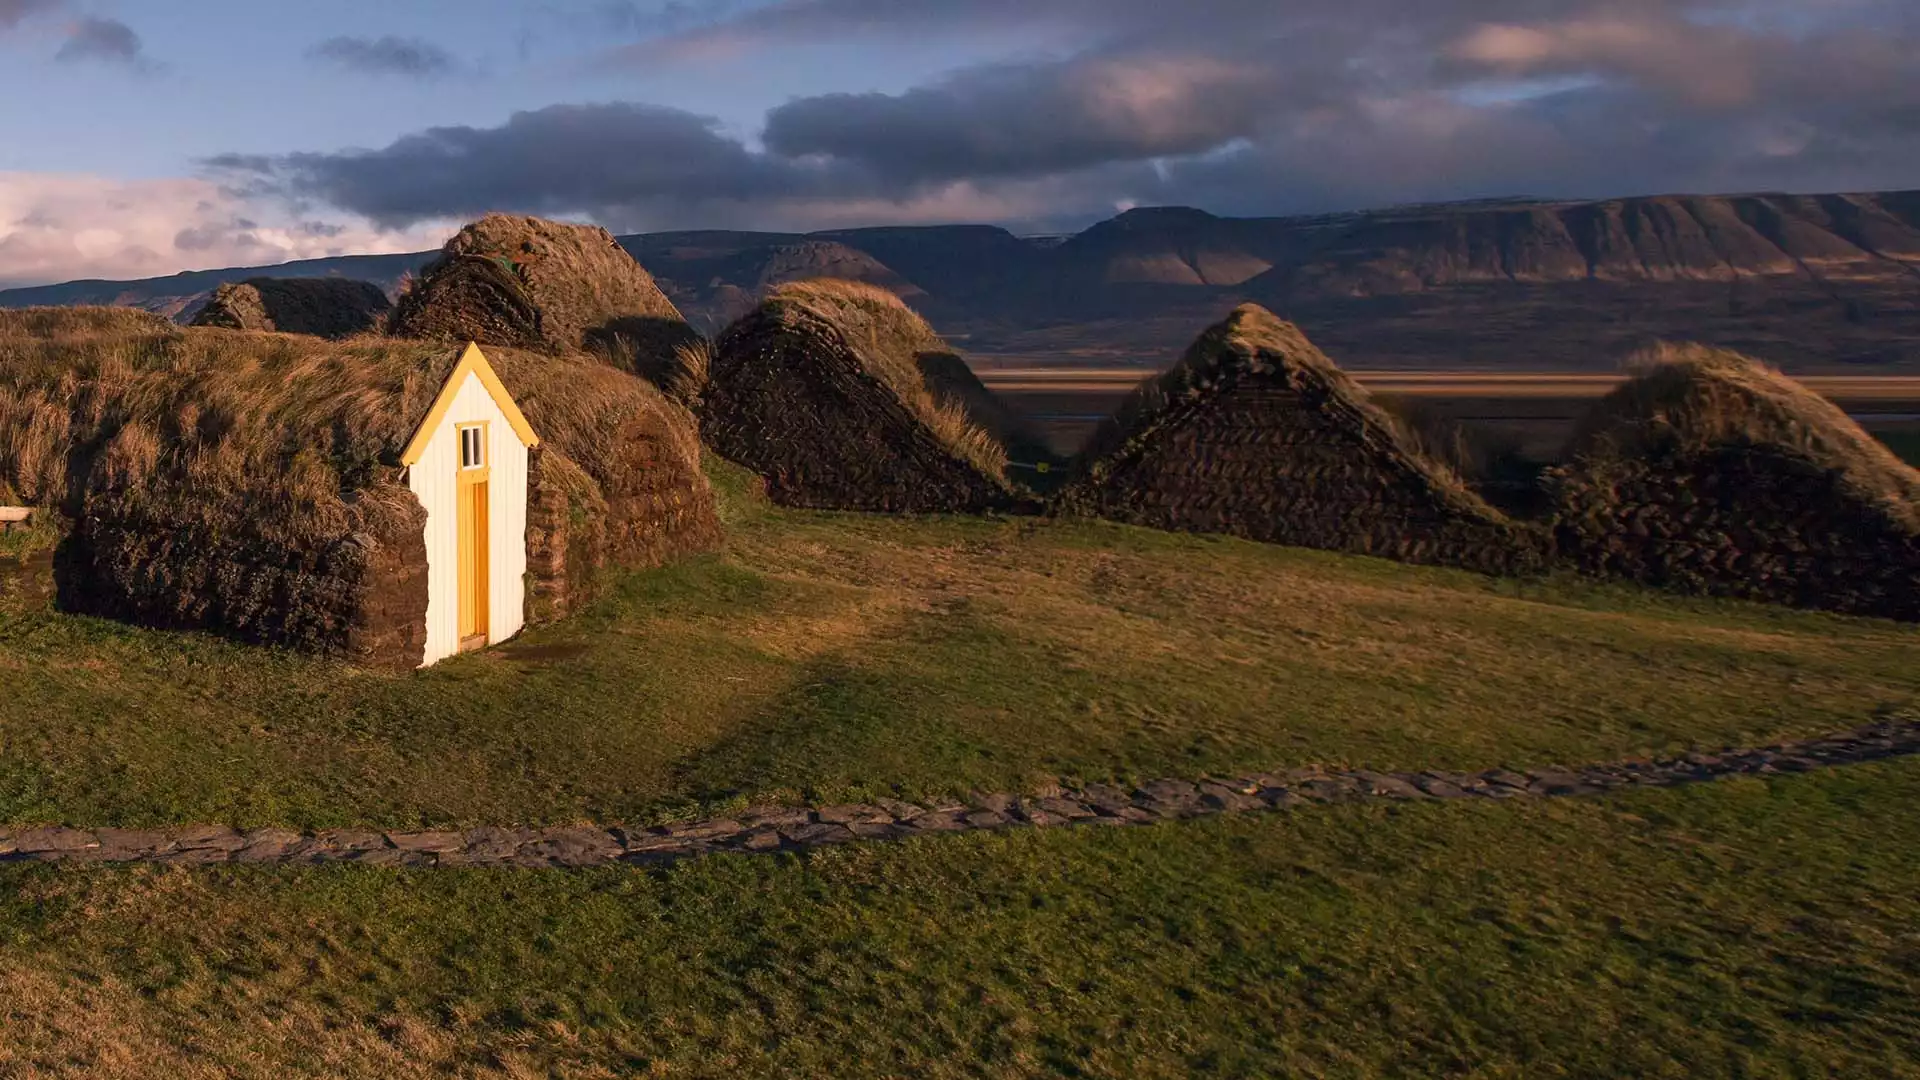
0,307,704,544
189,277,392,339
1076,303,1506,519
1566,342,1920,531
388,214,695,379
750,279,1013,478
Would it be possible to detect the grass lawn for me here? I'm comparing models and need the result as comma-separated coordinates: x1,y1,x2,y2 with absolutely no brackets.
2,759,1919,1077
5,459,1919,1076
1,460,1916,829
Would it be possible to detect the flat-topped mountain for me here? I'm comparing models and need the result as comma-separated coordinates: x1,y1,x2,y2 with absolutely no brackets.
5,190,1919,372
1052,206,1282,287
1248,193,1920,292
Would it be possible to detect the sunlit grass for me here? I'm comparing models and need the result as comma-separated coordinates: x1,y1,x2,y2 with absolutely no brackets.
3,760,1919,1077
1,457,1913,829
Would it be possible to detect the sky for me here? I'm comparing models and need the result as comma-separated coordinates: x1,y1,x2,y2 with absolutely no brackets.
1,0,1918,287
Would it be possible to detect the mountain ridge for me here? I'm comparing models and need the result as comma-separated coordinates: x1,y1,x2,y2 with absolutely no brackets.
5,189,1920,372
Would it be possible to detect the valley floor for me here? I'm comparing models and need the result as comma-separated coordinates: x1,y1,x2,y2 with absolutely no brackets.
1,459,1917,1075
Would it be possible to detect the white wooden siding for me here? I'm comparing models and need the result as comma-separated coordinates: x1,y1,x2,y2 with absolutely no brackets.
406,370,529,666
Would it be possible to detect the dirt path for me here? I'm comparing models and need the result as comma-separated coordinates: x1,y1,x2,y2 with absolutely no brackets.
5,719,1915,868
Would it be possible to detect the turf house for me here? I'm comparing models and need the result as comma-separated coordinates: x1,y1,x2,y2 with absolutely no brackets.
700,280,1036,513
188,276,394,339
388,213,700,385
0,309,722,665
1547,343,1920,620
1056,304,1544,575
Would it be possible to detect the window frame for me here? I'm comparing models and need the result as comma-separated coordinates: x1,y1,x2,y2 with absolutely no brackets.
457,422,489,471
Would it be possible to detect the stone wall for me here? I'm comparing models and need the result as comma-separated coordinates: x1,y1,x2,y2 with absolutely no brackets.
521,433,723,627
58,495,430,668
522,445,578,624
1549,443,1920,620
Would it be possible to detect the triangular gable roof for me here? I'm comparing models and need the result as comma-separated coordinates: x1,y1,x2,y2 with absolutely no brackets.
400,341,540,466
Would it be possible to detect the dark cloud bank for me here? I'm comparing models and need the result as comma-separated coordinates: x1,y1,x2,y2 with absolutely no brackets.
214,0,1920,233
307,34,458,77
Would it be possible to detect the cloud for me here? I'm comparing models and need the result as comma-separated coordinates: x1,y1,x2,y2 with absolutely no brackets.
596,0,1283,66
0,0,58,31
1448,16,1763,109
307,34,459,77
0,172,448,288
206,102,838,229
764,49,1309,183
175,0,1920,242
1444,8,1920,116
202,95,1146,237
54,16,153,69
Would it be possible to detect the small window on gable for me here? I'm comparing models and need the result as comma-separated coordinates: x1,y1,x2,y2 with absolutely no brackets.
459,425,485,469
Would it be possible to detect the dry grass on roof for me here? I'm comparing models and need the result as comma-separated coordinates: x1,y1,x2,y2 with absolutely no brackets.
486,344,705,486
758,279,1011,477
1056,304,1542,576
1569,341,1920,529
0,319,459,542
0,305,177,339
762,280,942,399
389,214,695,379
0,314,704,544
1548,342,1920,619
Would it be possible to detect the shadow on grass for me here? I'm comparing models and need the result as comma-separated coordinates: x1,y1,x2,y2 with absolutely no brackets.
669,656,995,807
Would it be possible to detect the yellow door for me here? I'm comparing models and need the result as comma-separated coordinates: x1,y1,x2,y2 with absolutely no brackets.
457,426,491,651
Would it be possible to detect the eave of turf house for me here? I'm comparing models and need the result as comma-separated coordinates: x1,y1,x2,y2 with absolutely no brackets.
0,311,722,663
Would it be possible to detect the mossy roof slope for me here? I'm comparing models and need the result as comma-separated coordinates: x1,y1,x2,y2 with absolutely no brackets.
1564,342,1920,531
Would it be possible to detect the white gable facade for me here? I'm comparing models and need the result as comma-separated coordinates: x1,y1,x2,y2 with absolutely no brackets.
402,343,540,667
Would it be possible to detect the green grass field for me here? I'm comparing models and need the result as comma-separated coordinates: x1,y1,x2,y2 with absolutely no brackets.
2,461,1916,830
3,459,1919,1076
4,760,1919,1077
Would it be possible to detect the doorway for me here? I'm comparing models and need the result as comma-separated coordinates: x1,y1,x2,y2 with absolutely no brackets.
456,423,490,652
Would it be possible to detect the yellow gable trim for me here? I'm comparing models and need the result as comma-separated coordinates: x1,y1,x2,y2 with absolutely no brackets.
400,342,541,466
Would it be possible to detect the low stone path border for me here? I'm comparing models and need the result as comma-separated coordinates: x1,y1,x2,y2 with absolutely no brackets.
4,719,1917,869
